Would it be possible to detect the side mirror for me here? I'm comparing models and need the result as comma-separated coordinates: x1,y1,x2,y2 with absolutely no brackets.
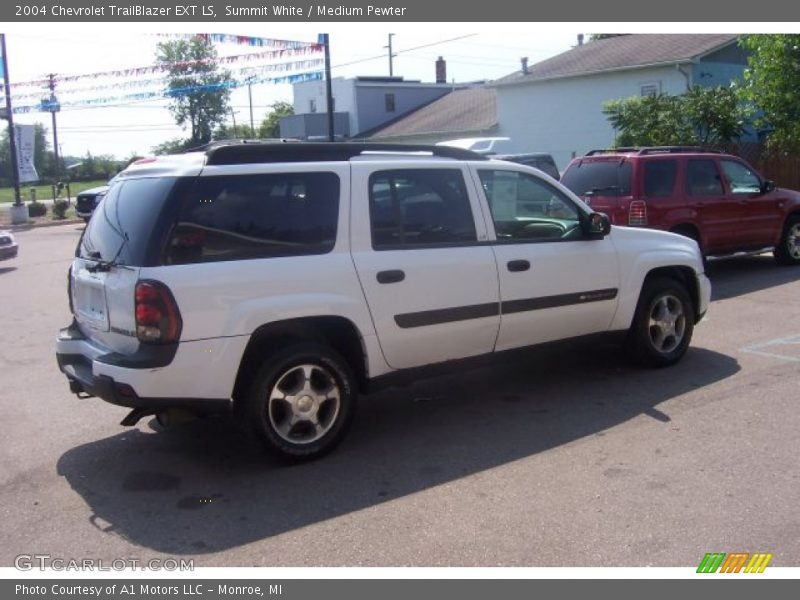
761,179,776,194
585,212,611,239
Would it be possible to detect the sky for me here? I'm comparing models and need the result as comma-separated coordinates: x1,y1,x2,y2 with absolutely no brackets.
2,24,580,159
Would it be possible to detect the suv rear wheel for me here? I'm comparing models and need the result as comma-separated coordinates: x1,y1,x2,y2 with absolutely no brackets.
241,342,357,461
774,215,800,266
627,277,695,367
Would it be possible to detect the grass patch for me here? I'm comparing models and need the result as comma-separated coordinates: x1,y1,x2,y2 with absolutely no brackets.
0,180,108,203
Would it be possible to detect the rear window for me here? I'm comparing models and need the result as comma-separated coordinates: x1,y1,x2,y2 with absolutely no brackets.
165,172,340,265
77,177,177,267
644,160,678,197
561,160,633,197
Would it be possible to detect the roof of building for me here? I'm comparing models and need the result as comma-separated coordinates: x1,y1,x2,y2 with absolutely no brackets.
495,34,741,86
367,87,496,139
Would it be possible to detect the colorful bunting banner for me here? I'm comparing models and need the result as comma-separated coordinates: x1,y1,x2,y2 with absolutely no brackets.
156,33,316,49
9,71,324,114
7,44,324,89
2,59,325,102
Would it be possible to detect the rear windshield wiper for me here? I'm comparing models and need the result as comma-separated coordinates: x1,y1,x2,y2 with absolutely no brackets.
84,251,116,273
584,185,622,196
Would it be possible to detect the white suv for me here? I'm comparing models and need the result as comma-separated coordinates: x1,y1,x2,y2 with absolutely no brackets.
56,142,711,460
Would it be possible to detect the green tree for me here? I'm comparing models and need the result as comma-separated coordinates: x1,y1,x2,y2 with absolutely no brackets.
151,137,192,155
739,34,800,153
213,122,257,140
258,101,295,138
603,86,747,149
156,37,232,147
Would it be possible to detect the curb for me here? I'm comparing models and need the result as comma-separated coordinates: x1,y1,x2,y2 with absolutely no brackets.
4,218,84,232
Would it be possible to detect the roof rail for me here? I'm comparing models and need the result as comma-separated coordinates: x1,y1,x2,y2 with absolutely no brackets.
585,147,640,156
584,146,723,157
638,146,723,155
203,142,489,165
186,138,301,153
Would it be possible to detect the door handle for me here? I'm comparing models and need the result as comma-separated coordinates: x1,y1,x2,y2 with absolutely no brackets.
507,260,530,272
376,269,405,284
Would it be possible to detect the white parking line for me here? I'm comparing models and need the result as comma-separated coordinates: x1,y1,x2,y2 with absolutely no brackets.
740,334,800,363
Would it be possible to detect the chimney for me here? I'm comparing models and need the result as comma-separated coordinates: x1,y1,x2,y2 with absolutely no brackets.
520,57,529,74
435,56,446,84
577,34,584,46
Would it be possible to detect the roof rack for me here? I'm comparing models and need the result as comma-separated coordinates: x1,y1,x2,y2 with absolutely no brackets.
585,146,723,156
203,141,489,165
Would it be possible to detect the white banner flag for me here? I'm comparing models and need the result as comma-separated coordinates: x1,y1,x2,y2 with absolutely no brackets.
14,124,38,183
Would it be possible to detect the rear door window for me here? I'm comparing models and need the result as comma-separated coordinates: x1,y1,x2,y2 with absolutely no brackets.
686,160,724,196
643,160,678,197
561,160,632,197
369,169,477,249
165,172,339,265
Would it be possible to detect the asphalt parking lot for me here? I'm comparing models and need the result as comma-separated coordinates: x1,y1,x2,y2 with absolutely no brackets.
1,224,798,567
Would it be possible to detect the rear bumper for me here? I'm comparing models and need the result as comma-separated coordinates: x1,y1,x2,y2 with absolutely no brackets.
56,321,232,417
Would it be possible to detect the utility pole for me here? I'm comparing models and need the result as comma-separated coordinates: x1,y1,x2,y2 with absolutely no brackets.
322,33,334,142
46,73,62,182
230,107,237,133
0,34,22,207
386,33,395,77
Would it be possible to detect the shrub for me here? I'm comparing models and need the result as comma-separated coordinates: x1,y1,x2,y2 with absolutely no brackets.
28,201,47,217
52,199,69,219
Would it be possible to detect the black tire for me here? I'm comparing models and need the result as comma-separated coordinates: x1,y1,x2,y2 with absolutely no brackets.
774,215,800,266
626,277,695,368
239,342,357,461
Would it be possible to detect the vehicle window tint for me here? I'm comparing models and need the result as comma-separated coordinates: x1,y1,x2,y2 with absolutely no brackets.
165,172,339,265
686,160,724,196
478,170,581,242
561,160,632,197
369,169,477,249
720,160,761,194
78,177,177,267
644,160,677,197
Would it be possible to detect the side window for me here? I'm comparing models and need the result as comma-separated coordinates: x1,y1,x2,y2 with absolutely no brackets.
720,160,761,194
644,160,677,197
165,172,339,265
478,170,581,241
686,160,724,196
369,169,477,249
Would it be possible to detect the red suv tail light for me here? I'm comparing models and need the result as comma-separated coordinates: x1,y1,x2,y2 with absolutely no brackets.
629,200,648,226
134,280,182,344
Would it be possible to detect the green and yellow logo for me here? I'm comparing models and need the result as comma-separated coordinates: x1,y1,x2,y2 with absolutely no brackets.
697,552,773,573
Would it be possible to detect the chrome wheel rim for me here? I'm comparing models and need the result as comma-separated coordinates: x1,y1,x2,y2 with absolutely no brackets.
787,223,800,259
648,294,686,354
267,363,341,444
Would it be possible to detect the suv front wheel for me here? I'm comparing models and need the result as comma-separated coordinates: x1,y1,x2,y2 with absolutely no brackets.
627,277,695,367
241,342,358,461
774,215,800,266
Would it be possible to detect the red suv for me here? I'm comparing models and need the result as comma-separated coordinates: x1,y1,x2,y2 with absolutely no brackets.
561,147,800,264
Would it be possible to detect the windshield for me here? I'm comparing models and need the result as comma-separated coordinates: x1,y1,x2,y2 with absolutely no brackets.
78,177,178,266
561,160,633,197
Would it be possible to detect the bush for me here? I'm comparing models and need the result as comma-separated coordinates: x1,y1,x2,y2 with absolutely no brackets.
52,199,69,219
28,201,47,217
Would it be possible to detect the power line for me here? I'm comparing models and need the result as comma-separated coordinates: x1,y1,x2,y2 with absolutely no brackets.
331,33,477,70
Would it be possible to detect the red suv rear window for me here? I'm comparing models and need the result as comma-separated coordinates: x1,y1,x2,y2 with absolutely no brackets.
561,160,632,197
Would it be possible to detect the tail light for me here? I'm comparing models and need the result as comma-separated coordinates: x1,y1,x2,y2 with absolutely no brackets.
134,280,182,344
629,200,648,226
